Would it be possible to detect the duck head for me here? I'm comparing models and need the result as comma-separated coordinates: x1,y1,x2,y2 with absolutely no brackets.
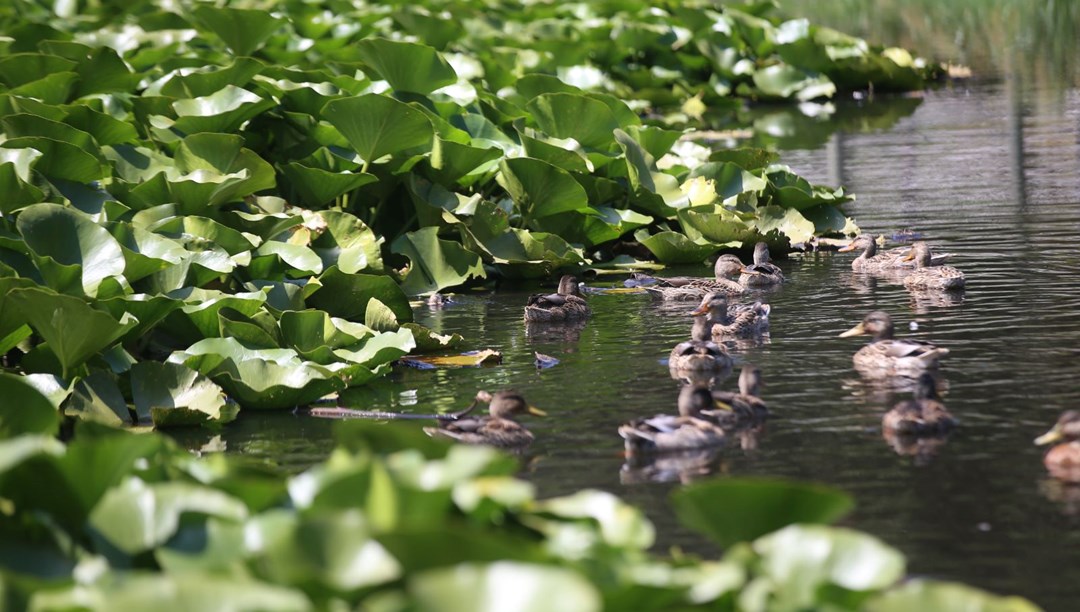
479,390,547,419
678,385,717,417
738,365,763,396
903,241,933,268
838,311,896,340
1035,411,1080,446
838,234,878,256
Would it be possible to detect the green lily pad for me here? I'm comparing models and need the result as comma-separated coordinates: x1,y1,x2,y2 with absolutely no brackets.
280,162,378,208
130,361,233,428
191,5,285,56
392,227,486,296
16,203,126,298
168,86,276,134
7,287,137,379
0,372,59,438
672,478,854,547
497,157,591,223
752,525,905,609
323,94,434,168
0,147,45,212
633,229,720,264
355,38,458,95
307,266,413,324
527,93,620,149
864,580,1041,612
409,562,601,612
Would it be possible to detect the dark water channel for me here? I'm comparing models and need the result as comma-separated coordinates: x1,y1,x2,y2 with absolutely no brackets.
178,80,1080,608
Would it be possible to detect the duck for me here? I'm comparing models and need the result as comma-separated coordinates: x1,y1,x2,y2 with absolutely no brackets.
524,275,591,321
838,311,949,376
739,242,783,286
1035,411,1080,482
689,292,770,338
640,254,750,301
424,390,546,448
668,314,734,371
619,385,728,453
708,365,769,426
882,372,957,435
840,234,954,272
902,241,966,291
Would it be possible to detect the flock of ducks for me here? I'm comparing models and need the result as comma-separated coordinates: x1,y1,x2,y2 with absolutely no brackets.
425,235,1079,482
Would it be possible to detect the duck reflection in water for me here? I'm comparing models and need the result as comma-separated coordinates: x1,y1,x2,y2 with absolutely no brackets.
908,289,965,315
880,373,957,465
524,317,588,343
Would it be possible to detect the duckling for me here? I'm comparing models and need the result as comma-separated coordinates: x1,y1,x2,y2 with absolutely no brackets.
739,242,784,286
619,386,728,453
668,314,734,371
689,292,770,338
424,390,545,448
1035,411,1080,482
903,241,966,291
708,365,769,426
882,373,957,435
641,254,750,301
524,275,591,322
838,311,949,376
840,234,954,272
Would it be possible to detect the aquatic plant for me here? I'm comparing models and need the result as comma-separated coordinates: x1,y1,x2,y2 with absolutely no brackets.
0,401,1038,610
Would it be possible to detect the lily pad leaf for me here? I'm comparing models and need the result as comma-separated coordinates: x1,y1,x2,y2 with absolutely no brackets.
409,562,602,612
753,525,905,607
307,266,412,325
497,157,591,222
65,369,130,426
0,147,45,212
672,478,854,547
391,227,486,296
323,94,434,168
32,574,311,612
1,136,108,183
355,38,458,95
633,229,720,265
168,338,349,410
864,579,1041,612
312,210,385,275
280,162,378,208
752,205,816,245
168,86,276,134
753,63,837,101
90,476,248,554
401,323,463,352
7,287,137,379
526,93,620,149
130,361,233,428
191,5,285,56
0,372,59,438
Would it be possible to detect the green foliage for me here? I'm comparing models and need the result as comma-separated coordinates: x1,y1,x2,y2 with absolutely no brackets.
0,0,929,418
0,423,1037,611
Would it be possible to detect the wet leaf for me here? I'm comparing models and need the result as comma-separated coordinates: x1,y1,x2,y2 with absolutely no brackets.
401,349,502,369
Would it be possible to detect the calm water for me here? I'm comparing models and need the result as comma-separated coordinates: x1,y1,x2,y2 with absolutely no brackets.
177,80,1080,608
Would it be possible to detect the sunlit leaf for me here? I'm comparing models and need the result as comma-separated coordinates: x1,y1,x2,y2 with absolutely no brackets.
355,38,458,95
392,227,486,295
323,94,434,168
130,361,233,427
409,562,602,612
0,372,59,438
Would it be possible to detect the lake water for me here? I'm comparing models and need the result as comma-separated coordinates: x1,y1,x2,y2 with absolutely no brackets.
177,79,1080,608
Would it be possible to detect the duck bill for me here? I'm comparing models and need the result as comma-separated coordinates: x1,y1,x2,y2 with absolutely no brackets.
527,405,548,417
1035,428,1063,446
837,242,857,253
838,322,867,338
712,400,735,412
689,304,709,316
902,250,915,262
739,267,762,276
